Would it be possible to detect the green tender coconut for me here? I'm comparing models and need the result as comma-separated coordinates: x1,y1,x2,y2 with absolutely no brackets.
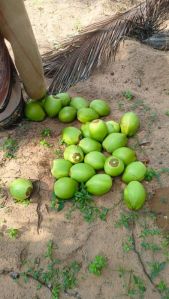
58,106,77,123
106,120,120,134
56,92,71,106
64,145,84,164
122,161,147,183
70,163,95,182
81,123,92,138
86,174,112,195
113,147,136,165
120,112,140,136
9,178,33,201
124,181,146,210
24,102,46,122
70,96,89,110
84,151,106,170
51,159,72,179
104,156,124,177
77,108,99,123
79,137,102,153
54,177,78,199
89,119,108,142
102,133,128,153
62,127,82,145
90,99,110,116
43,95,62,117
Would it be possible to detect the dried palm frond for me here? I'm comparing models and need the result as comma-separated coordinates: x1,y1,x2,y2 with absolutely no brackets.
43,0,169,93
143,31,169,49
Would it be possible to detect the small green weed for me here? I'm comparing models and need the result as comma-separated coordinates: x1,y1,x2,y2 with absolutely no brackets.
161,236,169,260
159,167,169,174
149,112,158,123
118,268,146,298
130,99,147,111
148,261,166,280
157,280,169,297
115,212,137,229
50,192,58,210
118,101,125,111
7,228,19,239
130,99,144,110
53,183,109,223
58,137,65,146
122,236,134,253
40,138,53,147
123,90,134,100
67,184,109,222
139,228,161,238
144,168,159,182
41,128,52,137
66,193,97,222
40,128,53,147
127,274,146,298
21,240,81,298
51,285,60,299
88,255,107,276
117,211,169,297
146,111,158,133
61,261,81,290
44,240,53,260
54,149,63,158
144,167,169,184
99,207,109,221
50,192,65,212
165,111,169,117
140,241,161,252
1,137,18,158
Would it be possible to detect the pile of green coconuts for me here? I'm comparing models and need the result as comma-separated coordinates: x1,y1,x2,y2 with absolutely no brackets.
9,93,147,211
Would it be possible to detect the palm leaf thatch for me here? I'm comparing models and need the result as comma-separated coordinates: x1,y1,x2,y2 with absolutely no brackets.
43,0,169,93
143,31,169,49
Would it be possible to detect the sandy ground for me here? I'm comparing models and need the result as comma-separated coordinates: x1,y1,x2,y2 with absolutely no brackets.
1,1,169,298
